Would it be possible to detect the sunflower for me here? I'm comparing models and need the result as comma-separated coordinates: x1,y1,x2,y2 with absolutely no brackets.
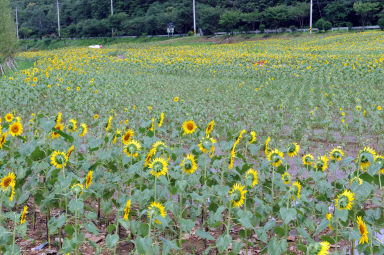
229,183,247,208
335,190,355,210
71,183,84,195
330,148,344,161
282,172,291,184
56,112,62,125
264,137,271,155
375,155,384,174
350,176,363,185
106,116,113,132
124,140,142,158
79,123,88,137
158,112,164,127
52,122,64,139
124,199,131,221
148,201,167,224
326,213,333,231
228,150,236,170
50,151,68,169
291,181,301,200
315,156,328,172
357,216,369,244
85,171,93,189
145,148,157,167
267,148,284,167
67,119,77,132
20,205,28,225
182,120,197,135
245,168,258,188
248,131,256,144
9,121,23,137
149,157,168,177
1,172,16,191
93,114,99,120
307,241,330,255
198,136,216,158
149,118,155,132
287,143,300,157
302,154,314,166
173,97,179,102
153,141,167,154
0,132,7,149
180,154,197,174
205,120,215,137
358,147,376,171
121,129,134,145
112,128,121,144
67,145,74,159
5,113,14,122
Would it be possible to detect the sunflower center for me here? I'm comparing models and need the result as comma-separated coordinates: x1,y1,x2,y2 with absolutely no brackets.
332,152,341,159
232,190,241,202
359,224,365,234
271,153,280,163
360,154,368,163
124,134,131,141
127,144,137,154
11,126,19,133
338,195,349,208
3,177,11,188
187,123,194,130
153,162,163,172
55,154,65,164
288,144,296,153
184,159,193,170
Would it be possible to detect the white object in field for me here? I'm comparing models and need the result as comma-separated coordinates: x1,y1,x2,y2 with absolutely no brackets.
89,45,103,49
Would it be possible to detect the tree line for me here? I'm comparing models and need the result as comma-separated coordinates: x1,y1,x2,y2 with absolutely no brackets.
6,0,384,38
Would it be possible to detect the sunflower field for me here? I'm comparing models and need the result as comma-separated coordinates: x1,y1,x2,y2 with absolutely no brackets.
1,31,384,254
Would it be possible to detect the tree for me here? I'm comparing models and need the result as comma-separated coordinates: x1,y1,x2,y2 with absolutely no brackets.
314,18,332,32
262,5,290,30
324,2,350,27
219,10,241,33
0,0,18,75
353,1,380,30
288,2,309,28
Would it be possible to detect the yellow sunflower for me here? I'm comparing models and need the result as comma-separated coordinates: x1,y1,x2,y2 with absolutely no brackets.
50,151,68,169
0,132,7,149
56,112,62,125
106,116,113,132
9,122,23,137
149,157,168,177
287,143,300,157
375,155,384,174
85,171,93,189
148,201,167,224
79,123,88,137
317,242,330,255
205,120,215,137
93,114,99,120
358,147,376,171
229,183,247,208
291,181,301,200
267,148,284,167
67,119,77,132
315,155,328,172
52,122,64,139
357,216,369,245
67,145,74,159
153,141,167,152
282,172,291,185
124,140,142,158
124,199,131,221
20,205,28,225
121,129,134,145
326,213,333,231
350,176,363,185
173,97,179,102
330,148,344,161
180,154,197,174
145,148,157,167
248,131,256,144
5,113,14,123
245,168,258,188
198,136,216,158
264,137,271,155
71,183,84,195
228,150,236,170
302,154,314,166
158,112,164,127
1,172,16,191
335,190,355,210
182,120,197,135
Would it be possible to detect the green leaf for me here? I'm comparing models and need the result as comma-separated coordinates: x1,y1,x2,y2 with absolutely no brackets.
84,222,99,235
106,234,119,249
68,199,84,214
321,235,335,244
267,236,287,255
196,229,215,241
160,237,180,255
64,224,75,237
179,218,195,233
216,234,232,253
231,240,242,255
297,226,314,242
135,236,152,254
280,208,296,224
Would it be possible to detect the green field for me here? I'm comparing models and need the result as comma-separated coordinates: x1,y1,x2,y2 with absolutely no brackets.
1,31,384,254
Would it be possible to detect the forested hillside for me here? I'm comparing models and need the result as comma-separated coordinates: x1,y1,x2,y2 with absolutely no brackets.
8,0,384,38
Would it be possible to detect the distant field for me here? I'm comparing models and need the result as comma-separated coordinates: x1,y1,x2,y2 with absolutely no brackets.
1,31,384,254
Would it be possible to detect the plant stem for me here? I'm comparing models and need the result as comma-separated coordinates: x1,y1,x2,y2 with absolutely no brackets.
271,166,275,201
154,176,157,201
0,192,3,224
12,214,17,255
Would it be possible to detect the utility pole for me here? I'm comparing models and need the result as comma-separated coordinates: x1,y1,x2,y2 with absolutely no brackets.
193,0,196,35
111,0,114,36
15,7,19,39
309,0,313,35
56,0,61,37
